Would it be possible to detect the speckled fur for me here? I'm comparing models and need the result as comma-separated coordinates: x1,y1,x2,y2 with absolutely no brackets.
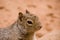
0,10,41,40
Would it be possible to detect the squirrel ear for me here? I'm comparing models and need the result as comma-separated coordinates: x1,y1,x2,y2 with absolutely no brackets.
19,12,23,17
26,10,30,14
18,12,23,21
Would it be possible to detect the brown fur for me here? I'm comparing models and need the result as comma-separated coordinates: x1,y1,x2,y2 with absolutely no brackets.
0,10,41,40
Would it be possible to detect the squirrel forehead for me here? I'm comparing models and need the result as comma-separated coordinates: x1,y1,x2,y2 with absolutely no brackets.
24,13,37,18
24,13,37,19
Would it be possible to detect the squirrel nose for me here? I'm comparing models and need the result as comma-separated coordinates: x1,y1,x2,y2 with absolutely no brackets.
38,25,42,29
40,26,42,29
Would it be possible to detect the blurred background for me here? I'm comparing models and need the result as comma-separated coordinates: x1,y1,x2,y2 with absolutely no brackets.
0,0,60,40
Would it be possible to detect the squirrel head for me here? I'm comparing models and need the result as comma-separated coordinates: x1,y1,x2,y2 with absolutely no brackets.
18,10,42,34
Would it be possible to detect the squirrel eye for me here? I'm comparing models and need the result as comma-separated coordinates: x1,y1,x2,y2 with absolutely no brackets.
27,19,33,25
27,21,33,24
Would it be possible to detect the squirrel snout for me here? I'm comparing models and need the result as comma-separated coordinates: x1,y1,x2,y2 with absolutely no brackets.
37,24,42,29
38,26,42,30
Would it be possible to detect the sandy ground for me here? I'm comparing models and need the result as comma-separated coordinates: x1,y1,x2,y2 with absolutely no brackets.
0,0,60,40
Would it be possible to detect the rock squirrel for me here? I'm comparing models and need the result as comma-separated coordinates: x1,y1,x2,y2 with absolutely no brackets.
0,10,42,40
